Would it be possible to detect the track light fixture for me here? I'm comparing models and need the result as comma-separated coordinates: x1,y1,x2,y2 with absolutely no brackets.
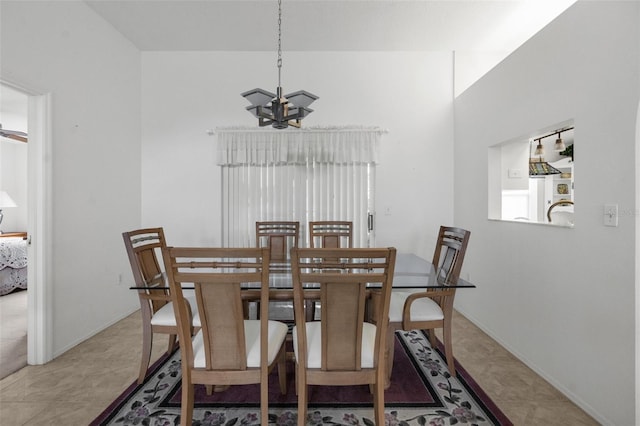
554,132,566,151
534,139,544,156
529,139,561,177
529,126,573,176
529,127,573,177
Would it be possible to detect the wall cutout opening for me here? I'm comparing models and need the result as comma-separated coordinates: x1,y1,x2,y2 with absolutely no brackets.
488,120,574,226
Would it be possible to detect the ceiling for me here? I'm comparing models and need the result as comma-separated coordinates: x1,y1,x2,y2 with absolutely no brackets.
84,0,577,52
1,0,577,132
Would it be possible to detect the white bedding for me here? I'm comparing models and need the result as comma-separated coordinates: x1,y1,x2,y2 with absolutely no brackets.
0,237,27,296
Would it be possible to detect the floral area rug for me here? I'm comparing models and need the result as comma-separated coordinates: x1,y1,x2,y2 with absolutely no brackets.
91,330,511,425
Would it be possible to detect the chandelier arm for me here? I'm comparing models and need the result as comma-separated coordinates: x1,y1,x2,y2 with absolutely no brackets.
256,106,275,121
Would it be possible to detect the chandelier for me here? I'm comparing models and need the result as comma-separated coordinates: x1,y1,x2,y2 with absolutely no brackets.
241,0,318,129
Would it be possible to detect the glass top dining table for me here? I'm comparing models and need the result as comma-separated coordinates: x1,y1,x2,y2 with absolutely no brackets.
130,252,475,292
392,253,475,288
130,252,475,389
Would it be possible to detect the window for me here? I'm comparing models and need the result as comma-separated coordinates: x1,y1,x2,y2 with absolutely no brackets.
488,120,574,226
217,127,385,247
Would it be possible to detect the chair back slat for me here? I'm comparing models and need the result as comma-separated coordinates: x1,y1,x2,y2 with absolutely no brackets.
197,281,247,370
322,281,367,370
256,221,299,267
309,221,353,249
432,227,470,286
267,235,287,261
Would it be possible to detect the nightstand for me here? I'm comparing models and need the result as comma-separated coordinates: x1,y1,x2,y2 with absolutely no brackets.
0,232,27,239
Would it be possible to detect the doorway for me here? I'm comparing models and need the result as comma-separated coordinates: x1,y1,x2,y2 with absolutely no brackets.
0,84,28,378
0,81,53,368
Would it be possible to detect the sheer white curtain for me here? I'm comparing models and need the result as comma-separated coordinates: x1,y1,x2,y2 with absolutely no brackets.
217,126,385,248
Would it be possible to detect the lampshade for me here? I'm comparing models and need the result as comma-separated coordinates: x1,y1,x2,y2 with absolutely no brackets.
529,160,561,176
0,191,17,208
554,134,566,151
534,140,544,156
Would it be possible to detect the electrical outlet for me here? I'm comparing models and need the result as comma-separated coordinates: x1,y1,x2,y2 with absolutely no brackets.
604,204,618,227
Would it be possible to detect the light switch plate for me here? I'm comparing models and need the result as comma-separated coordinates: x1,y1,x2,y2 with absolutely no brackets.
604,204,618,227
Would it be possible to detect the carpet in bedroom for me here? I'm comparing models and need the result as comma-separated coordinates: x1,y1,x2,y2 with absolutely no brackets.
0,289,27,380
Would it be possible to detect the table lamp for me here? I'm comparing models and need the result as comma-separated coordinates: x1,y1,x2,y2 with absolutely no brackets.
0,190,17,233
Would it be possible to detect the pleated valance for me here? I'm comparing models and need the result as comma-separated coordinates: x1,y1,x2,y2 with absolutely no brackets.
216,126,386,166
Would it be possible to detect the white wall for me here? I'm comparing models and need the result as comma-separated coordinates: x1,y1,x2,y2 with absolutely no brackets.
141,51,455,256
499,141,528,191
454,2,638,425
0,1,142,356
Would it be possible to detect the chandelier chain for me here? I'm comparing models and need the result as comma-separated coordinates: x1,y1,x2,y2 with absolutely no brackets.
277,0,282,88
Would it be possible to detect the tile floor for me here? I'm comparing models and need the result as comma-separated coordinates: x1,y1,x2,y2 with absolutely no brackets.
0,307,598,425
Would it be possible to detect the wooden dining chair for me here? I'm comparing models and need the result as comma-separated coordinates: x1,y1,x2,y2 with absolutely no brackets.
290,247,397,426
308,221,353,249
306,221,354,320
162,246,288,426
387,226,470,377
122,227,201,384
255,221,301,320
547,200,574,225
256,221,300,270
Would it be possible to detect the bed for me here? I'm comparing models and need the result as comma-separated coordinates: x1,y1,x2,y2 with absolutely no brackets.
0,237,27,296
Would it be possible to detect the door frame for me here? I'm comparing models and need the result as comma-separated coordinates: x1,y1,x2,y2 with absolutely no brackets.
1,79,53,364
635,99,640,425
27,91,53,364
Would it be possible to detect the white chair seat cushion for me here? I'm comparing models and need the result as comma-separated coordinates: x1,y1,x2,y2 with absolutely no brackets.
292,321,377,369
389,290,444,323
192,319,288,369
150,294,201,327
